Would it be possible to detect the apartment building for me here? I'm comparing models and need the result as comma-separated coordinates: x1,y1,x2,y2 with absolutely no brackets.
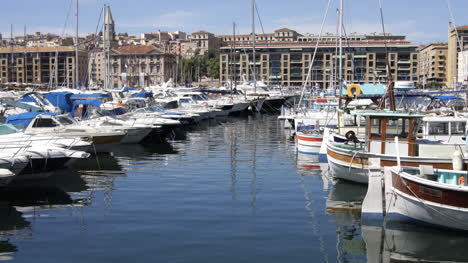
218,28,299,45
0,46,88,88
459,50,468,85
447,24,468,88
219,34,418,87
417,43,448,86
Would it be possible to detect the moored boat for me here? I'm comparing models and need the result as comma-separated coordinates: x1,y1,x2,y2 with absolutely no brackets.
363,164,468,231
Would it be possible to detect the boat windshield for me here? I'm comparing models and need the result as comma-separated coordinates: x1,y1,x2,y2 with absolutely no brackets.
386,118,409,139
450,122,466,135
56,116,75,125
429,122,448,135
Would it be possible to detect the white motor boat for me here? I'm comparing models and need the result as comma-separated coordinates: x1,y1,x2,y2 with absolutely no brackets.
6,113,126,153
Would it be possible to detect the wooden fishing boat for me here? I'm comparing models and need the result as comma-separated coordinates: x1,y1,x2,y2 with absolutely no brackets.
327,110,468,184
363,165,468,231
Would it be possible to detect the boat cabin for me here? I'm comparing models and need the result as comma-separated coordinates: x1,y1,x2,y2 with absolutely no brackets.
352,110,424,157
420,116,467,144
23,114,81,134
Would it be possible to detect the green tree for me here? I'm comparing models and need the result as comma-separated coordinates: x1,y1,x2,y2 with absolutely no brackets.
177,55,212,85
207,57,220,79
427,82,443,89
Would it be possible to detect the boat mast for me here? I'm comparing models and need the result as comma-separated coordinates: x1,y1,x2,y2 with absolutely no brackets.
251,0,257,93
234,23,237,93
230,22,235,93
378,0,395,110
338,0,343,90
103,4,108,90
75,0,79,89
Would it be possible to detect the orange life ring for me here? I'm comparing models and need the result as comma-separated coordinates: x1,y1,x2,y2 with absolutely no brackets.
202,102,208,105
459,176,465,185
346,84,361,97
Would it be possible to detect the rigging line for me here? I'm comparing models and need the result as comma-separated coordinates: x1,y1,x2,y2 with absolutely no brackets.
81,6,104,88
49,0,74,90
446,0,464,53
254,3,274,85
377,0,390,109
236,24,256,84
341,24,360,83
298,0,333,108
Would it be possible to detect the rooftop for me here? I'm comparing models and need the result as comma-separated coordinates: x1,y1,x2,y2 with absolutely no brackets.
113,45,164,54
0,46,77,53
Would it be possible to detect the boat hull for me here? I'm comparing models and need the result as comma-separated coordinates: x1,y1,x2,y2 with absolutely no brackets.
297,133,323,155
387,169,468,231
327,143,459,184
120,128,153,144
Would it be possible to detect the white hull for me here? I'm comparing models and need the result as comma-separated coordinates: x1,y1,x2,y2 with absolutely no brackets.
327,155,369,184
120,128,152,144
388,188,468,231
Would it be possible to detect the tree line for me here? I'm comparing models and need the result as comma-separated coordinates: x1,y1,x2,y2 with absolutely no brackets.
177,51,219,85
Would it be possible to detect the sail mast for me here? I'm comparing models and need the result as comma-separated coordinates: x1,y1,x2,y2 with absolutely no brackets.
338,0,343,89
251,0,256,93
75,0,79,89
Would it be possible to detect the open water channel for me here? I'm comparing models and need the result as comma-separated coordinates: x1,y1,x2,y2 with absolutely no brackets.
1,114,467,262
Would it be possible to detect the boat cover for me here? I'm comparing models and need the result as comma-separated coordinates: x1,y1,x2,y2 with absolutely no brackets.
5,112,58,129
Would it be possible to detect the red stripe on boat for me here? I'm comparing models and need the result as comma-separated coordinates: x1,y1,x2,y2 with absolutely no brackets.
297,136,323,142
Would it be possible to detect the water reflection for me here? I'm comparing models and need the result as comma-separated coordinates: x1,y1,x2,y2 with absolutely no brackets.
363,223,468,262
296,152,331,191
0,170,95,260
0,204,29,261
71,153,122,172
326,180,367,262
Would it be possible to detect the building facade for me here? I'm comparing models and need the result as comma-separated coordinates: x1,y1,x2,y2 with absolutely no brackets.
219,34,418,87
107,45,176,88
0,46,88,88
188,31,220,57
417,43,448,86
458,50,468,85
447,24,468,88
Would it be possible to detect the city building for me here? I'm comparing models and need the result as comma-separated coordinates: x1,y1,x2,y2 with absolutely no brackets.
188,30,220,57
0,46,88,88
447,23,468,88
108,45,176,88
458,50,468,85
417,43,448,87
219,33,418,87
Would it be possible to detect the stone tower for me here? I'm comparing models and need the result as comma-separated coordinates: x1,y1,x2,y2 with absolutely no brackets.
103,5,117,48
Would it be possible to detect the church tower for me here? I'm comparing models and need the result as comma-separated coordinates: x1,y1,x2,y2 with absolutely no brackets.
103,5,117,48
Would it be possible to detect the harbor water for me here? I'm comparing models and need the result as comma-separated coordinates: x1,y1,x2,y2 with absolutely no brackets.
1,114,468,262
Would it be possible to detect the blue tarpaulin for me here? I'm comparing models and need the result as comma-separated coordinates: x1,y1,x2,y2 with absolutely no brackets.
71,99,103,118
130,92,153,98
123,88,135,92
434,96,463,101
5,112,58,129
20,96,35,103
44,92,73,113
70,93,111,100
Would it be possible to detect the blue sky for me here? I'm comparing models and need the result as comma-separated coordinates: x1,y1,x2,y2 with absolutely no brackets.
0,0,466,44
